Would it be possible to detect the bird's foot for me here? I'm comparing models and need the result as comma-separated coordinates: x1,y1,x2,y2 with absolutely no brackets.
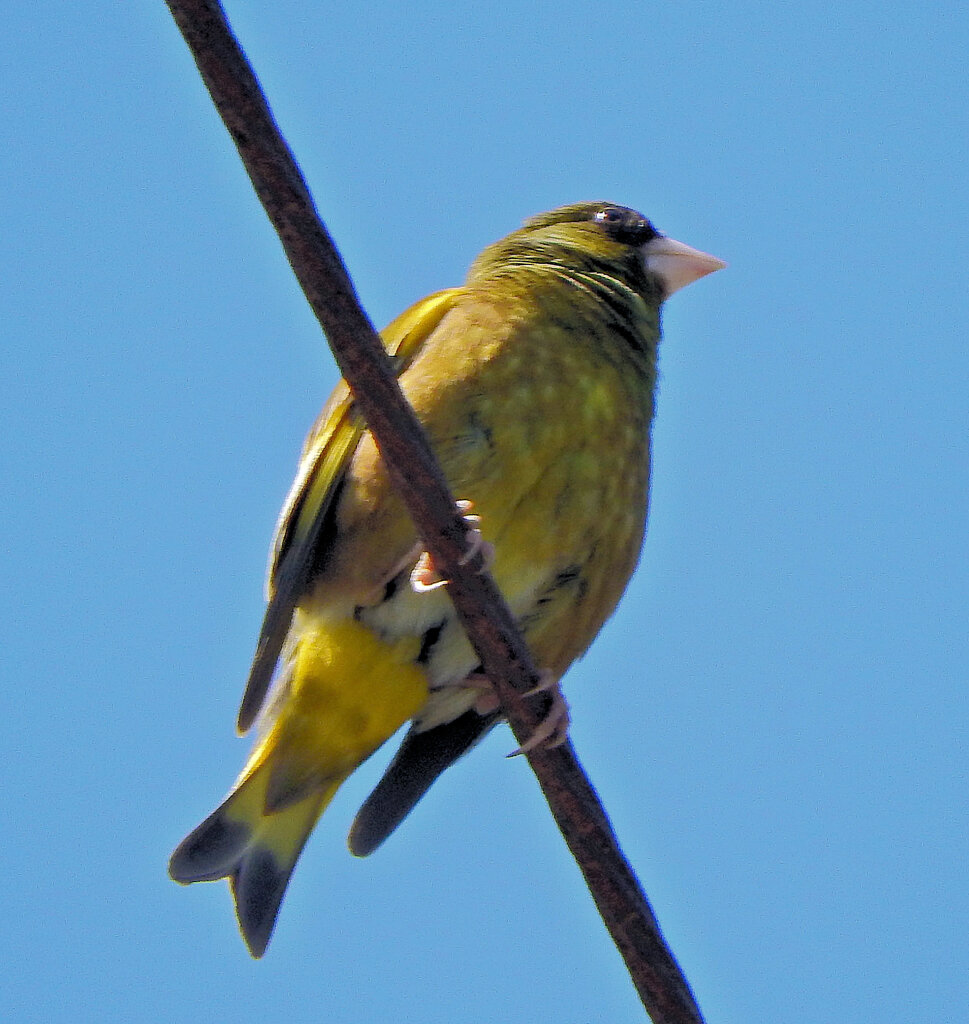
460,670,570,753
410,499,495,593
508,670,571,756
455,672,503,715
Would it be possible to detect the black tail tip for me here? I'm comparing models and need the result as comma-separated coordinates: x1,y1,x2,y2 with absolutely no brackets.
231,847,291,958
169,814,252,884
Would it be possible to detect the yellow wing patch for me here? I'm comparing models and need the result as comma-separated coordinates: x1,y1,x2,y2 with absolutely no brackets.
237,288,462,733
268,288,463,596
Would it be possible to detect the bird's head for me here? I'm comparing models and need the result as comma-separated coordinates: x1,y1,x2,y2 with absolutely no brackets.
471,201,725,303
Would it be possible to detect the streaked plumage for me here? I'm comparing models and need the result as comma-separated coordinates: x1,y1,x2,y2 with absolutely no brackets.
169,202,723,956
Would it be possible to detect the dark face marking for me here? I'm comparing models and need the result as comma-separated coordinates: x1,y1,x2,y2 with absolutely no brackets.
593,206,659,246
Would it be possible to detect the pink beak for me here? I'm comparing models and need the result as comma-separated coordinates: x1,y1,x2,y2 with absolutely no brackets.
643,236,726,297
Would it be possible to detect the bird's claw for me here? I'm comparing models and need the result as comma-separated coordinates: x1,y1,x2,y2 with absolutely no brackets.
458,670,571,753
410,499,495,593
508,671,571,756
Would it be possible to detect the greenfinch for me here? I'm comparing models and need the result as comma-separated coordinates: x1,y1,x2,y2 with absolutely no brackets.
169,202,724,956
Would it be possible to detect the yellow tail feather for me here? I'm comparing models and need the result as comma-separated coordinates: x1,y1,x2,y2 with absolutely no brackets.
169,753,339,956
170,616,430,956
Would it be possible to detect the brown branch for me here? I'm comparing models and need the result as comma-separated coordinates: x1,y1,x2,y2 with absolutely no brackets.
164,3,706,1021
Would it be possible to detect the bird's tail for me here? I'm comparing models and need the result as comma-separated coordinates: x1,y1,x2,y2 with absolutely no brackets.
168,754,340,957
169,616,431,956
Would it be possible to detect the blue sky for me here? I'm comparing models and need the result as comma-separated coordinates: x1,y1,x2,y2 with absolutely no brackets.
3,2,967,1021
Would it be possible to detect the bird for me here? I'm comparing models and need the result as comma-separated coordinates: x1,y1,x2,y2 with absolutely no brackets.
168,201,724,957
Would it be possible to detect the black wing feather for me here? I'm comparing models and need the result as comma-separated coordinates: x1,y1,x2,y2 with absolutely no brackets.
348,709,500,856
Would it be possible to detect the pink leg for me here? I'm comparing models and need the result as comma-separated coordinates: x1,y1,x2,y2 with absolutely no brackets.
508,671,571,756
457,670,572,755
410,499,495,593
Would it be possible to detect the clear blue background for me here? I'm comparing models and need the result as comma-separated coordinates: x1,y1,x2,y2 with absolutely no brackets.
3,2,967,1021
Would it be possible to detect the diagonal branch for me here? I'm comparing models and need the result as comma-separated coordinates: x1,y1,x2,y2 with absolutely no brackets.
164,2,706,1021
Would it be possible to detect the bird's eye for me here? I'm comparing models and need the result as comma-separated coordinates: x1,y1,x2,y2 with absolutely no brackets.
594,208,625,225
592,206,658,245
